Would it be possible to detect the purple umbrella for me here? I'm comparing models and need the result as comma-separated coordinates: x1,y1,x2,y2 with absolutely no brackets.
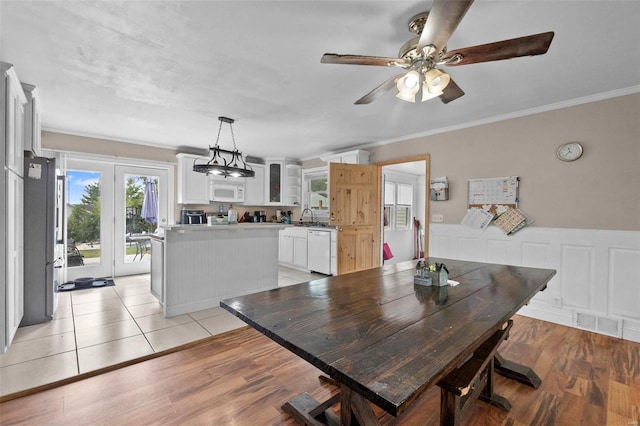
141,180,158,225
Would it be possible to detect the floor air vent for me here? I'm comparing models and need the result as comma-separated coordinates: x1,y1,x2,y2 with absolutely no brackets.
573,310,623,338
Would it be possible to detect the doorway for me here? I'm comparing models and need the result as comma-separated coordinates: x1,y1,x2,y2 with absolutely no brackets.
114,165,168,276
65,159,114,280
377,155,430,264
65,157,172,280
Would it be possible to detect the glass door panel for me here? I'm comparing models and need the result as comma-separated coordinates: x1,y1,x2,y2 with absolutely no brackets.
114,165,168,276
65,160,113,280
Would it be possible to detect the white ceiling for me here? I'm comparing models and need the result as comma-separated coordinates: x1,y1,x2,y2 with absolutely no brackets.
1,1,639,160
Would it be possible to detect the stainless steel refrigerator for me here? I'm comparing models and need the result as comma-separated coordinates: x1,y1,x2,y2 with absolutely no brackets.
22,156,60,326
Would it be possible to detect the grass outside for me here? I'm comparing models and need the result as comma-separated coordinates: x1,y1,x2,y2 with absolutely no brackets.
79,247,139,258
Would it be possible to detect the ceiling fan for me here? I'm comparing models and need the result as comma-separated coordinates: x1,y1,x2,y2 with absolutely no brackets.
321,0,554,105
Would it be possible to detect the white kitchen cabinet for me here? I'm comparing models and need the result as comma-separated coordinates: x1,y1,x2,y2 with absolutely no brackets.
293,234,307,268
150,238,164,303
279,227,308,271
330,230,338,276
176,153,209,204
284,163,302,206
1,62,27,353
266,159,301,206
244,163,265,205
22,83,41,157
3,64,26,177
279,233,293,264
322,149,370,165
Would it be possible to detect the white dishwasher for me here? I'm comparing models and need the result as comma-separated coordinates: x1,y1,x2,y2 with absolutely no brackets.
307,230,332,275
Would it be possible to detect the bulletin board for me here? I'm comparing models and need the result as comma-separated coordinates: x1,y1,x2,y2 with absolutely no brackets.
467,176,519,215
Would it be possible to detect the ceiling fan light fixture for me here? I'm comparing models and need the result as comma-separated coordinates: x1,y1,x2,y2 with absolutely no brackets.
425,68,450,94
396,70,421,102
421,82,443,102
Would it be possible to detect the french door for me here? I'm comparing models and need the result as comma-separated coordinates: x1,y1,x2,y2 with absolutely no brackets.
65,158,170,280
114,165,168,276
65,159,114,281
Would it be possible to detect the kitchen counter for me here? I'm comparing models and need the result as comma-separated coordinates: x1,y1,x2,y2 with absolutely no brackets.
161,223,289,232
154,223,284,317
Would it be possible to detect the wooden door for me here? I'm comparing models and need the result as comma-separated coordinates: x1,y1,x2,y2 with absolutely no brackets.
329,163,381,275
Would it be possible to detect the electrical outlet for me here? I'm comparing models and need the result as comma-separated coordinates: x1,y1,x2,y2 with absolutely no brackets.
432,214,444,223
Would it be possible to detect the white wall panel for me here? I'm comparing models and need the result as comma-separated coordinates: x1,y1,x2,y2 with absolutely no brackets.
458,237,482,261
609,248,640,318
560,245,594,309
429,224,640,342
486,239,510,265
521,242,550,269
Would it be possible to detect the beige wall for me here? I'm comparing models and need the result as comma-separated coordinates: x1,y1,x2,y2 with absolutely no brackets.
363,93,640,231
44,93,640,230
43,131,179,162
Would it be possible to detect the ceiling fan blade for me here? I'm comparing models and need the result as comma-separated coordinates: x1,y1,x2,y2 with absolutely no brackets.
439,79,465,104
355,74,405,105
442,32,555,66
417,0,474,56
321,53,410,68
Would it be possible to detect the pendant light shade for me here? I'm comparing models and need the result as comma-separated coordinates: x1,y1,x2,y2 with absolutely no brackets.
395,70,421,102
192,116,255,178
424,68,450,94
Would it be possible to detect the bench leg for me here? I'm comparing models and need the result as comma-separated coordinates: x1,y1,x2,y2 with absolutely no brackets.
494,352,542,389
478,358,511,412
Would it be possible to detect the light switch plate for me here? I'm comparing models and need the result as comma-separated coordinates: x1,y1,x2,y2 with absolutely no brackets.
432,214,444,223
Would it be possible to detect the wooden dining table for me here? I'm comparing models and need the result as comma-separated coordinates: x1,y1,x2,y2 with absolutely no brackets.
221,258,556,425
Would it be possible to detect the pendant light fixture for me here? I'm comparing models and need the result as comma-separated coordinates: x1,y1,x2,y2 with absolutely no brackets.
192,116,255,178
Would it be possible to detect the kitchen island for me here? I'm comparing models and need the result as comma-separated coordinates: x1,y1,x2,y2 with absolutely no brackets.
154,223,288,317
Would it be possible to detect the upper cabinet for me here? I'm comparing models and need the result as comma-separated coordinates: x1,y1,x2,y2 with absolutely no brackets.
244,163,265,205
265,160,301,206
176,153,209,204
322,149,370,165
2,63,27,176
22,83,41,157
1,62,27,353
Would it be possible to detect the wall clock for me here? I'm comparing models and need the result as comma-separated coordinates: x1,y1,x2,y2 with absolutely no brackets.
556,142,583,162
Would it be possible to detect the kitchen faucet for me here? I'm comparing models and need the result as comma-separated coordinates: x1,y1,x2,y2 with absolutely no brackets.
301,208,315,225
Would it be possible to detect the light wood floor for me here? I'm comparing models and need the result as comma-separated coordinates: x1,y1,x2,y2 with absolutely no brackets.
0,315,638,425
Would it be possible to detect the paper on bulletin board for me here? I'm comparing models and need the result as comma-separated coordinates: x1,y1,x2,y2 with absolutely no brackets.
467,176,519,215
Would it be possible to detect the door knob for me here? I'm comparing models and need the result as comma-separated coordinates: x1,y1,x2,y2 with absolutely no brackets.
337,227,343,232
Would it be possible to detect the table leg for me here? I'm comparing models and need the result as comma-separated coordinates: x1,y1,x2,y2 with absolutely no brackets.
282,381,380,426
494,352,542,388
340,384,380,426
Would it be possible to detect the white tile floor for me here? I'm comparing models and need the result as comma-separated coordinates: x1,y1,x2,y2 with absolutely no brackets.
0,266,324,397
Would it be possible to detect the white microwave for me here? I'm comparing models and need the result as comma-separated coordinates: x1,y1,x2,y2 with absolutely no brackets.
209,179,245,203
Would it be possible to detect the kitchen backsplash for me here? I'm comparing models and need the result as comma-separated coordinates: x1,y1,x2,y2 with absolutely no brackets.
177,203,302,224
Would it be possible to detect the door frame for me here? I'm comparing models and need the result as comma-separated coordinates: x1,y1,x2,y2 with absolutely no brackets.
64,158,115,281
53,151,175,279
376,154,430,260
114,165,169,276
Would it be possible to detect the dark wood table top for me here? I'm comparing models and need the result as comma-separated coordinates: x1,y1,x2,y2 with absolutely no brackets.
221,258,555,417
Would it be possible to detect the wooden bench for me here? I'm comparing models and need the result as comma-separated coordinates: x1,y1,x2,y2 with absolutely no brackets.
437,320,514,426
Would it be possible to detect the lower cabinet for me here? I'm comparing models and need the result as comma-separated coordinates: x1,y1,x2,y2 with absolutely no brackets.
150,238,164,303
279,227,308,271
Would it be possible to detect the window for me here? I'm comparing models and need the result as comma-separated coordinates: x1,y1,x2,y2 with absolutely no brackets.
396,183,413,229
303,167,329,216
384,180,413,230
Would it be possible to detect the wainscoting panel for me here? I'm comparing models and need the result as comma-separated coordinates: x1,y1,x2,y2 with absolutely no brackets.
560,245,594,310
429,224,640,342
609,248,640,319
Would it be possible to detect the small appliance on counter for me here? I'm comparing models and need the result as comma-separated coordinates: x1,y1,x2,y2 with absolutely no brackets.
254,210,267,223
180,209,206,224
228,206,238,224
